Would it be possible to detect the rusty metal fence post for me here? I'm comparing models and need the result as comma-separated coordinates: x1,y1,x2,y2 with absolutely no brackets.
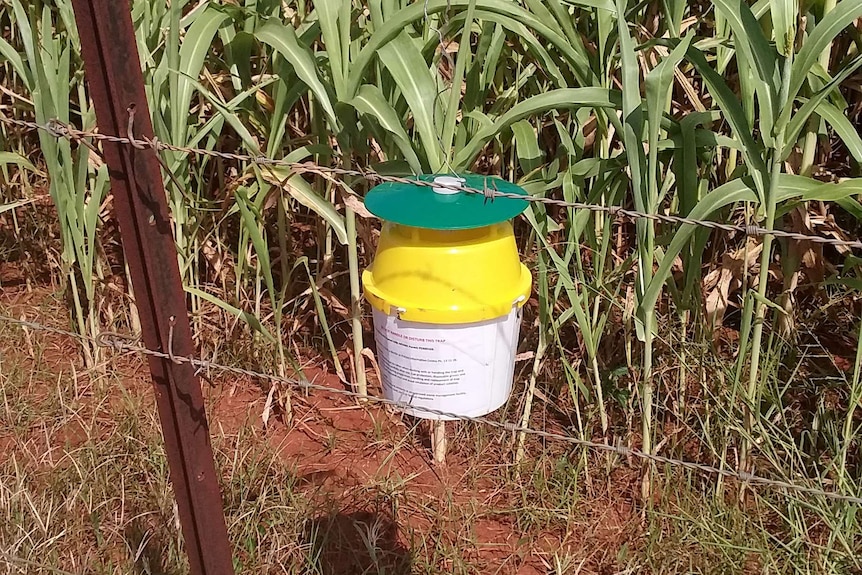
70,1,234,573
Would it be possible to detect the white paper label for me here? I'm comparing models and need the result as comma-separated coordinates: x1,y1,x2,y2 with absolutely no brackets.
372,308,521,420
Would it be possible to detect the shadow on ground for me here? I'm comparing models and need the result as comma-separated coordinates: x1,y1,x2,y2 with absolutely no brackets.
125,518,177,575
303,510,412,575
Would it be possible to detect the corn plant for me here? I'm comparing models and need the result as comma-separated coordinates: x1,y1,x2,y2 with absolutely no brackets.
2,1,862,565
0,0,108,366
606,1,862,489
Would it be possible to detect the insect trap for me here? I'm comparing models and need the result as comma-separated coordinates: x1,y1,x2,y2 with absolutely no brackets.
362,175,531,463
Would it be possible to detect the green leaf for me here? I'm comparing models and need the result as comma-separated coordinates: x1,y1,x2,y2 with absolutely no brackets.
10,0,34,74
441,0,477,159
646,33,692,213
836,198,862,222
511,120,544,174
685,44,768,185
481,24,506,91
266,56,309,156
797,178,862,202
314,0,348,98
616,0,652,325
752,291,787,314
173,7,229,144
0,152,37,172
234,187,276,306
815,101,862,163
712,0,779,142
783,53,862,156
781,0,862,123
522,206,597,355
455,88,618,168
769,0,797,56
0,198,37,215
468,11,568,87
639,177,758,316
639,175,859,315
377,31,443,171
349,0,596,96
227,31,256,87
824,277,862,291
186,286,275,343
259,166,347,244
188,78,264,153
713,0,779,90
256,19,339,129
645,35,691,134
558,0,615,10
674,112,720,216
350,84,424,173
0,36,31,90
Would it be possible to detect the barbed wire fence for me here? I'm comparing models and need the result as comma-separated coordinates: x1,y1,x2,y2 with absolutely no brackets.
1,111,861,509
4,114,862,250
2,313,860,506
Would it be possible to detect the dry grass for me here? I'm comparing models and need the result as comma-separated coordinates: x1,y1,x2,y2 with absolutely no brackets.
2,1,862,570
1,287,859,574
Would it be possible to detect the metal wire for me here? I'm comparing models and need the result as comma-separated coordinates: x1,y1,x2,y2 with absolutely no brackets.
3,112,862,504
2,313,860,506
3,114,861,250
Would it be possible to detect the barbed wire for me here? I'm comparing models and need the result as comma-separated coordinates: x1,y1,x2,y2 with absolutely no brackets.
1,312,860,506
2,114,861,250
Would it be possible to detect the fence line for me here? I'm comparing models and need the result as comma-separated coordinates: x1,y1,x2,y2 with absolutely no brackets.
3,110,861,505
2,113,862,250
1,312,860,506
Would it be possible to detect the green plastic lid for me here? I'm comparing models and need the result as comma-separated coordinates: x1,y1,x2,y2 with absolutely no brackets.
364,174,529,230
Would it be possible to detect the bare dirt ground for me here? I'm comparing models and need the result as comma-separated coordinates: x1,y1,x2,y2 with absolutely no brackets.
0,281,646,575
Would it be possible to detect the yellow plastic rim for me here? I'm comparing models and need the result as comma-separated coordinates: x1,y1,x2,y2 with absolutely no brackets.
362,222,532,324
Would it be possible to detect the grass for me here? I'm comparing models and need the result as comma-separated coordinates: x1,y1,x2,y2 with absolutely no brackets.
1,291,860,573
2,0,862,571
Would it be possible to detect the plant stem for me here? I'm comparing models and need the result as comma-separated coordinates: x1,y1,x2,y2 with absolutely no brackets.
345,205,367,398
68,271,94,368
641,180,657,460
591,354,608,435
516,234,548,467
838,317,862,487
515,335,546,466
642,310,654,456
678,309,688,414
276,192,292,421
742,51,795,474
124,253,141,335
441,0,476,162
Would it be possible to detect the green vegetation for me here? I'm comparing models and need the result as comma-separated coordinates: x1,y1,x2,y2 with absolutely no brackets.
1,0,861,572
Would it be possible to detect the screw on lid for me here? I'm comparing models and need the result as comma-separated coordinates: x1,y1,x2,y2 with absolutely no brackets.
432,175,465,195
363,173,529,230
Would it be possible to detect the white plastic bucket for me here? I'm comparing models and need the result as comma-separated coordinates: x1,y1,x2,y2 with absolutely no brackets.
371,306,523,420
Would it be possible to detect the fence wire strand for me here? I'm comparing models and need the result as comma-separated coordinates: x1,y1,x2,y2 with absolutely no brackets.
3,112,862,506
1,313,860,506
2,114,862,250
